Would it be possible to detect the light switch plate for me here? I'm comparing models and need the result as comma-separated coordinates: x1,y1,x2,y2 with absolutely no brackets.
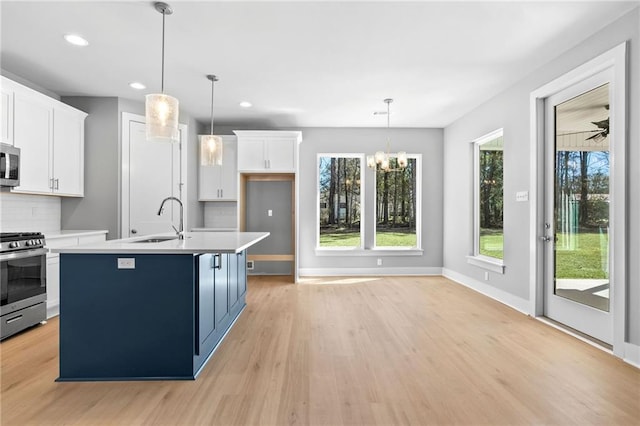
516,191,529,202
117,258,135,269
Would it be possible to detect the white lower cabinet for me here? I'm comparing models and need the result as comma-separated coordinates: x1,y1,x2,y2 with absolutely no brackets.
45,232,107,317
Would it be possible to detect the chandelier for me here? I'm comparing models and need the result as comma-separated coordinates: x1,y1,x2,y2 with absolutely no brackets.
367,98,407,171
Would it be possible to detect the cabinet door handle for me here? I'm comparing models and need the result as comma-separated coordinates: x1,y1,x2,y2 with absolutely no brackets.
54,178,59,190
49,178,54,189
6,314,23,324
220,189,223,198
214,253,222,270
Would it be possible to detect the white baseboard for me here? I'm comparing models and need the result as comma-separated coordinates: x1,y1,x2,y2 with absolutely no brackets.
624,342,640,369
299,267,443,277
442,268,530,315
47,302,59,319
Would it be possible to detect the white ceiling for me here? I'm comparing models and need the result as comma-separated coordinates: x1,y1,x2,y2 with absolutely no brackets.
1,1,637,129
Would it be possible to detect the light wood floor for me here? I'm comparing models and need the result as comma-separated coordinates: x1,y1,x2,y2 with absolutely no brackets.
1,276,638,425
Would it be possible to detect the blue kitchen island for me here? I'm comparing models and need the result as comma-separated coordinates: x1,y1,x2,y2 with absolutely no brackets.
51,231,269,381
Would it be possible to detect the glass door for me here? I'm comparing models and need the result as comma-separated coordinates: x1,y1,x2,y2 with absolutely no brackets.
543,72,613,344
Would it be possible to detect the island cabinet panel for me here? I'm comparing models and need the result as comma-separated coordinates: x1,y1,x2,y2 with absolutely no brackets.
196,254,216,369
58,250,249,381
59,254,196,381
237,251,247,296
229,251,239,311
214,253,230,330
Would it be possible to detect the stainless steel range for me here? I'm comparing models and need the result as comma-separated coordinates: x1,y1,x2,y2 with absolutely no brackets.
0,232,47,340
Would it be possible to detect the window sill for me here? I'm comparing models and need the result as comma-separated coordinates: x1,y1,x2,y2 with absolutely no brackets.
466,255,505,274
315,248,424,257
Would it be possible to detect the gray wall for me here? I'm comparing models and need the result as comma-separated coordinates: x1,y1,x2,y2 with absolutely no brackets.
299,127,443,272
61,97,204,239
215,125,444,273
442,8,640,344
61,97,119,238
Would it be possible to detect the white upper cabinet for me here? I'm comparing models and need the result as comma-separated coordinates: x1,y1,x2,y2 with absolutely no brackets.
14,89,52,193
199,135,237,201
3,76,87,197
52,105,85,196
235,131,302,173
1,79,15,145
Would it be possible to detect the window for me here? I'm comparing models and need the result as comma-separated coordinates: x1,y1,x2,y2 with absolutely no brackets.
375,155,420,248
473,129,504,262
318,155,363,248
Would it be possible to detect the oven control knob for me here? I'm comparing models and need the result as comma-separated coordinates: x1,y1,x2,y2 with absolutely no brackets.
26,240,34,246
9,242,19,248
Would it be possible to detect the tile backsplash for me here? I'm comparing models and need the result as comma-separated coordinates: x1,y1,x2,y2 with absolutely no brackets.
0,193,61,232
203,202,237,229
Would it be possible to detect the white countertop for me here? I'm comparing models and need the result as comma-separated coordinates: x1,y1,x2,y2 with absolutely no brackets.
45,230,109,240
191,228,238,232
50,231,269,254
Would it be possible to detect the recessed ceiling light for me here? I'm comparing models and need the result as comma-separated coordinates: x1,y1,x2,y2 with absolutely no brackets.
129,82,146,90
64,34,89,47
239,101,252,108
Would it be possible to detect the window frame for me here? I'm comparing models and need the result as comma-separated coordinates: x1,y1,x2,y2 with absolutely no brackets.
316,153,365,251
373,153,422,250
468,129,505,273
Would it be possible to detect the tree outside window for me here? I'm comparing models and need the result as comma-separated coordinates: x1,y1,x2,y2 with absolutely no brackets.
475,131,504,259
318,156,362,248
375,156,419,248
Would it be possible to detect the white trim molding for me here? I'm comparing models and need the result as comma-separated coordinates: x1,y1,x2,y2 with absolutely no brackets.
466,255,505,274
623,343,640,369
299,267,442,277
443,268,530,314
529,42,627,357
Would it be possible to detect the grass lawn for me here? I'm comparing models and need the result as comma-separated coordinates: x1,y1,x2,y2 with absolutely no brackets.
478,230,607,279
319,229,416,247
479,229,504,260
555,231,608,279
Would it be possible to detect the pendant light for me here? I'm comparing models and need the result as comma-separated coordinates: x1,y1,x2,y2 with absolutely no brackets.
145,2,179,143
367,98,407,172
199,75,223,166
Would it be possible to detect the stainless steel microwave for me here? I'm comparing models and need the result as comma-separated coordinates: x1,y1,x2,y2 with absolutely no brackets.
0,143,20,187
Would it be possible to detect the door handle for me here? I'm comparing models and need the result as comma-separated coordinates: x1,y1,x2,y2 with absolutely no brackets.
540,236,552,242
131,229,138,234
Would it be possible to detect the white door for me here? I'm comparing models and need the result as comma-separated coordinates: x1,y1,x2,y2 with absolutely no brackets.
123,114,185,237
543,70,613,343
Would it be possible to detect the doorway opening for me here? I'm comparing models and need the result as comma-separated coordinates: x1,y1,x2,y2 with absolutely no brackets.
240,173,295,282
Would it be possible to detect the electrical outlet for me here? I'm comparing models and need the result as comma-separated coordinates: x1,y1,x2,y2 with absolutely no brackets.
377,258,383,266
484,272,489,281
117,258,135,269
247,260,254,270
268,209,273,217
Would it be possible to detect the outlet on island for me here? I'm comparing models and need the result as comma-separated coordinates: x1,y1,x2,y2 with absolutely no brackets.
377,258,382,266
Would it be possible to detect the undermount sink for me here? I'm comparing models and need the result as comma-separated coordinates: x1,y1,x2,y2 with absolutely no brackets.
133,236,179,243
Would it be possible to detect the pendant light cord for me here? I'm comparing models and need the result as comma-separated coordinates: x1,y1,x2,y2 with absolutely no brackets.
211,76,216,135
161,10,166,93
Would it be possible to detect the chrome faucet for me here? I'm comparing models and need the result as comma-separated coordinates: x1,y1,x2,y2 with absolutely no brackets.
157,196,184,239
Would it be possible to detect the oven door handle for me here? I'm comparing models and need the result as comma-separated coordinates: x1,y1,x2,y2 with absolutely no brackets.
0,248,48,262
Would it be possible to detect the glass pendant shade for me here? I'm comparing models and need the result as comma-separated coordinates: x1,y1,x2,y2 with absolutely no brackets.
380,156,390,171
397,151,408,168
366,155,376,169
200,134,223,166
146,93,179,142
374,150,385,164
